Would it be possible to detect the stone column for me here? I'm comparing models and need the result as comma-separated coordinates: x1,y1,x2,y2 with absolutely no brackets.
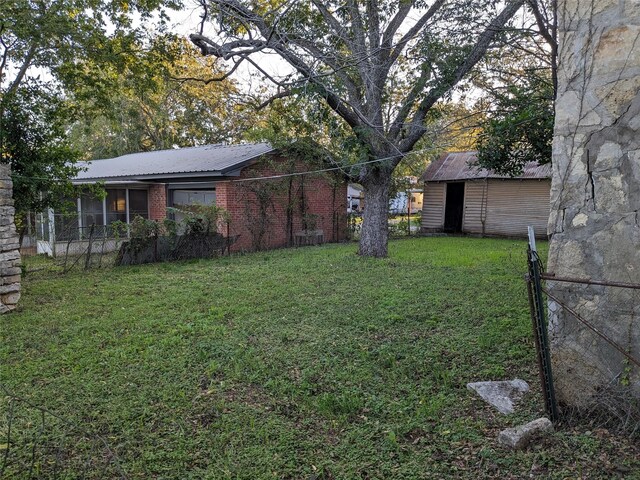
548,1,640,406
0,164,21,313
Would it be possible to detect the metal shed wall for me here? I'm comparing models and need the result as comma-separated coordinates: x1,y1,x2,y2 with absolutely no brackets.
421,183,445,231
462,180,487,233
482,179,550,237
422,179,550,237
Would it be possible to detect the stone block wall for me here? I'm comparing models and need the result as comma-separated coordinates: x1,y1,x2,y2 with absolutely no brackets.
0,164,21,313
548,1,640,405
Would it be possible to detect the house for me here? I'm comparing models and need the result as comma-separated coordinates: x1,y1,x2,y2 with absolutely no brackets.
389,189,424,215
347,184,364,213
421,151,551,238
37,143,348,255
388,176,423,215
348,179,424,216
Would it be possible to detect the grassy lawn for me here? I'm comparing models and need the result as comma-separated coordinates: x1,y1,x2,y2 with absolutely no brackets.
2,237,638,479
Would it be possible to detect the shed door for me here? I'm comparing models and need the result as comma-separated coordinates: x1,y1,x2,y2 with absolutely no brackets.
444,183,465,232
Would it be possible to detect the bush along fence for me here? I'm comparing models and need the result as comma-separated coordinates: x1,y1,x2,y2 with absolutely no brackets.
23,205,234,273
115,205,233,266
526,227,640,434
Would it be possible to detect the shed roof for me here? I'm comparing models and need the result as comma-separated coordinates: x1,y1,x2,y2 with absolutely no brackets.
422,151,551,182
74,143,274,182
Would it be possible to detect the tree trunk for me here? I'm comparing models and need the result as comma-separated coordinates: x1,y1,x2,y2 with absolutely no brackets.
359,174,391,258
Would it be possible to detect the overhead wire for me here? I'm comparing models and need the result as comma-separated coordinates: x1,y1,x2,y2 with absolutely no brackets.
8,145,442,184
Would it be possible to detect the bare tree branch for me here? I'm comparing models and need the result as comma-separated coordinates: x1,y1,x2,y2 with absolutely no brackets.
398,0,526,153
366,0,381,53
254,89,293,110
527,0,558,96
380,2,412,53
171,54,245,83
5,43,36,97
310,0,355,52
383,0,446,69
191,1,364,129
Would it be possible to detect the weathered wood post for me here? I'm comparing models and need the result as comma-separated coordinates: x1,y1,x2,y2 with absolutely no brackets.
548,1,640,406
0,164,21,313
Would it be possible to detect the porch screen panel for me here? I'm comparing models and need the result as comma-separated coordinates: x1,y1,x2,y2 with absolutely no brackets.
81,194,104,229
106,189,127,224
128,189,149,219
55,198,80,241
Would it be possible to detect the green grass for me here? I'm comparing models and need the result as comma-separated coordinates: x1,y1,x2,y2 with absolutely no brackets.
2,237,639,479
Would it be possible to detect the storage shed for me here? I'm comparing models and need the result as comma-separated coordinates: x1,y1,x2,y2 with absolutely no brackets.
421,151,551,238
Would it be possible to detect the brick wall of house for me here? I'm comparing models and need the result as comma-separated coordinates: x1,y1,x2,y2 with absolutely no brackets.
148,184,167,221
216,155,347,253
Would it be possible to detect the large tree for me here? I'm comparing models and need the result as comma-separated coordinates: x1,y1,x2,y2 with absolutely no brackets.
1,0,181,220
0,83,83,216
189,0,529,257
0,0,181,95
475,0,556,175
476,71,554,175
68,37,249,159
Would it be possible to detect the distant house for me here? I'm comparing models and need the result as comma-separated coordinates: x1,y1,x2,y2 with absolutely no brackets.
389,189,424,215
387,176,424,215
347,181,424,215
421,151,551,238
347,184,364,213
37,143,348,255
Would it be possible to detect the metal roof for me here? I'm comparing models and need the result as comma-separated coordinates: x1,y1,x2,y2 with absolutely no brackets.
422,151,552,182
74,143,274,182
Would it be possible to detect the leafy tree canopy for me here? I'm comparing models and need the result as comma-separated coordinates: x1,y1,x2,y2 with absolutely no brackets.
1,0,182,96
476,70,553,175
0,82,84,215
474,0,555,175
68,37,250,158
0,0,182,219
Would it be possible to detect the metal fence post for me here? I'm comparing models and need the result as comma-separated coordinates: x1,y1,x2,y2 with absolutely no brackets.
84,223,95,271
526,226,559,422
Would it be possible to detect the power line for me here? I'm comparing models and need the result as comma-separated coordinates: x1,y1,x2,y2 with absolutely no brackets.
9,147,433,184
230,152,406,183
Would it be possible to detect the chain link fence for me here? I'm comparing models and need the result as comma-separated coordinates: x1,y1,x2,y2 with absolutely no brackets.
346,211,422,241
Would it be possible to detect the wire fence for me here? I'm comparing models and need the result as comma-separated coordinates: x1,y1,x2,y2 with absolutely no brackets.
23,208,238,275
526,228,640,435
25,223,125,275
545,278,640,434
25,209,420,272
347,211,422,240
